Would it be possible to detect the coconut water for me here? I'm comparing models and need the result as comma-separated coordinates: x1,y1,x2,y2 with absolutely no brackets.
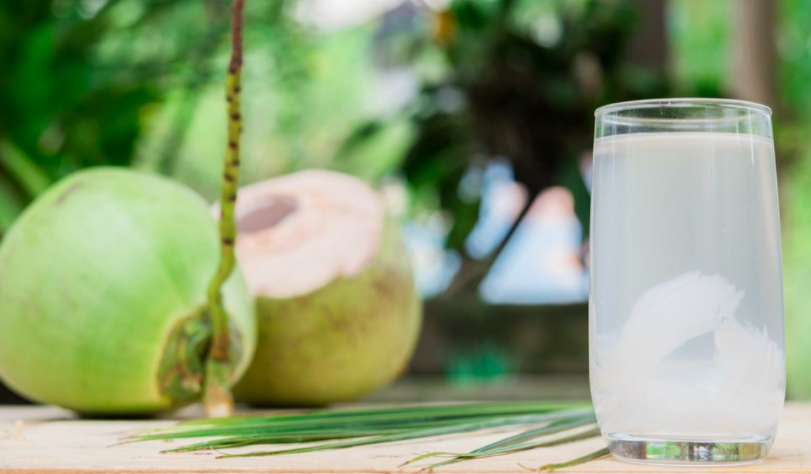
589,133,785,451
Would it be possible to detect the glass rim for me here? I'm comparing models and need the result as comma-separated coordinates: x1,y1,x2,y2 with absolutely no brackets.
594,98,772,118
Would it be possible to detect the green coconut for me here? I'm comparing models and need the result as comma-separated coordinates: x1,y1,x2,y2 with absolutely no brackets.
228,170,422,406
0,168,256,415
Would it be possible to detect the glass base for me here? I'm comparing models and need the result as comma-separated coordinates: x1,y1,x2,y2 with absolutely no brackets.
606,433,771,466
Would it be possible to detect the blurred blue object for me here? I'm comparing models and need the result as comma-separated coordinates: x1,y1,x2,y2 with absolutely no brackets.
403,160,588,305
479,186,588,305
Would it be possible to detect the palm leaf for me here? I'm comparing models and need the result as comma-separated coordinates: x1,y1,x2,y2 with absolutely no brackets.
537,447,611,472
130,402,606,470
137,402,584,438
417,427,603,472
0,141,51,198
402,414,597,467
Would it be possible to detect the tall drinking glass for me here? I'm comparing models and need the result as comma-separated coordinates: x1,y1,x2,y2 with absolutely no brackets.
590,99,784,465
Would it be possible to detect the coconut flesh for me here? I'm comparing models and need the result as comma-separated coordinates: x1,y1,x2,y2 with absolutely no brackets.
227,170,422,406
0,168,256,415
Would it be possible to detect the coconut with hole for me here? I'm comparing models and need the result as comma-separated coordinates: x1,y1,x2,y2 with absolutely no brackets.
221,170,422,406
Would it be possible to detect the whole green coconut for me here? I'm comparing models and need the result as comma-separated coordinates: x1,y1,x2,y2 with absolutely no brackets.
0,168,256,415
228,170,422,406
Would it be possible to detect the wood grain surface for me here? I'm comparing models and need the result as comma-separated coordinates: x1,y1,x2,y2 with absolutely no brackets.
0,404,809,473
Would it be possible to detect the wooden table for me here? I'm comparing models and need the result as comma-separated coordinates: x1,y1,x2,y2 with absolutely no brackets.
0,404,809,473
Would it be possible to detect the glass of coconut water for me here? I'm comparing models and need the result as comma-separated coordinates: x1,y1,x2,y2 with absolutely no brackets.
590,99,784,465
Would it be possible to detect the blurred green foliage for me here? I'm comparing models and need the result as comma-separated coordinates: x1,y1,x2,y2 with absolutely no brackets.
0,0,231,234
334,0,664,296
668,0,730,97
3,0,811,345
0,0,347,232
0,0,158,231
1,0,658,249
775,0,811,399
671,0,811,400
141,26,376,200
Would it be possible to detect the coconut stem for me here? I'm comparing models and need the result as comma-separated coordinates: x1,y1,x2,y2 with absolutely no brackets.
203,0,245,418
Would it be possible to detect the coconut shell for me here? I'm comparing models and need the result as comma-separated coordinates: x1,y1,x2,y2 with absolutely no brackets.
229,170,421,406
0,168,256,415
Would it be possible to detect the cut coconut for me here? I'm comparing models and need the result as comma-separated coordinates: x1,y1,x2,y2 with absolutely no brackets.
218,170,422,406
218,170,385,299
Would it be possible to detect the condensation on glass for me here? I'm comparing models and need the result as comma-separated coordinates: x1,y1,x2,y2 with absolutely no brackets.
590,99,785,465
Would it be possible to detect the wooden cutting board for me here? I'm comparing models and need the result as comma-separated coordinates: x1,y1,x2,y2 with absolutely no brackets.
0,404,809,473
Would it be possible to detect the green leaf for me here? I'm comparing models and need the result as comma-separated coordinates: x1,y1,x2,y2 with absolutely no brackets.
538,446,610,471
136,402,588,441
0,178,24,233
218,411,586,459
404,416,599,470
0,141,52,199
130,402,606,470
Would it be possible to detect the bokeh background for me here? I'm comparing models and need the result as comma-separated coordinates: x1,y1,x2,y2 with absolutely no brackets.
1,0,810,403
